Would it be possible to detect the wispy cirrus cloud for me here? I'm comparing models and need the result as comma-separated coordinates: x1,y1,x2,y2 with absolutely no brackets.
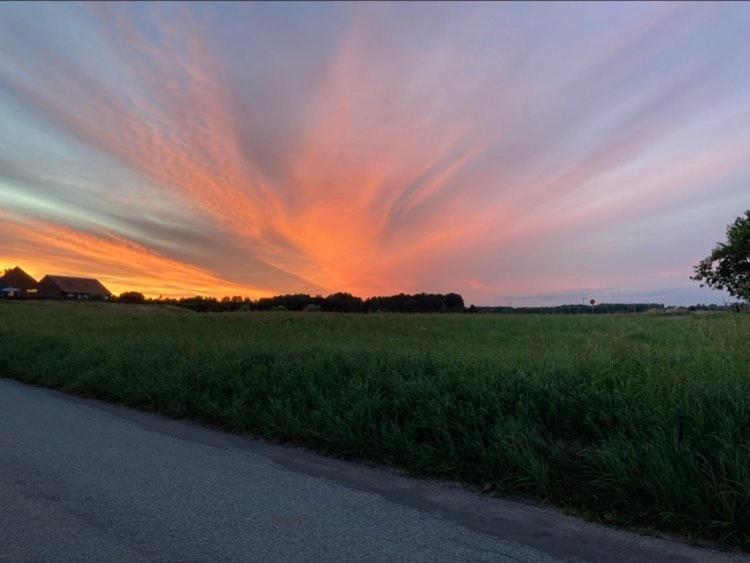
0,2,748,303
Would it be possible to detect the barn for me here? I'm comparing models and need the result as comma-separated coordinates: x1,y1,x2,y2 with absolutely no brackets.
0,267,39,298
38,275,112,300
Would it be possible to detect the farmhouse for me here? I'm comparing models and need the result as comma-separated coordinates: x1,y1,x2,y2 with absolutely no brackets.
38,275,111,300
0,266,39,298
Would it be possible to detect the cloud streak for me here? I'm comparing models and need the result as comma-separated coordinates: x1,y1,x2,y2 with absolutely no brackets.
0,2,748,303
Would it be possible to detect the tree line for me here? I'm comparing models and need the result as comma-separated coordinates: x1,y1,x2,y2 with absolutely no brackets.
116,292,749,314
117,291,466,313
470,303,666,314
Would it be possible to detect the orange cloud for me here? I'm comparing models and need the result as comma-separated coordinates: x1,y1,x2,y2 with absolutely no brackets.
0,3,747,304
0,215,272,298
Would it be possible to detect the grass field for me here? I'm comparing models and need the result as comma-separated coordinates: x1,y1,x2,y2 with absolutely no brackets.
1,301,748,548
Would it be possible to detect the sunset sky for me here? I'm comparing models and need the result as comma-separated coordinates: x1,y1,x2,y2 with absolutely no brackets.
1,2,749,305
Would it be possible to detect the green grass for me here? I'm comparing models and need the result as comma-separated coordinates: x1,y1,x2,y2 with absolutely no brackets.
1,301,748,548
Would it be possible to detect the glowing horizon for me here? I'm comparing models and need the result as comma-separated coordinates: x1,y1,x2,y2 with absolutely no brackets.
1,2,749,305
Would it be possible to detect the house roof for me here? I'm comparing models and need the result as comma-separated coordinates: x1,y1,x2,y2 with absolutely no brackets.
41,275,111,295
0,267,38,291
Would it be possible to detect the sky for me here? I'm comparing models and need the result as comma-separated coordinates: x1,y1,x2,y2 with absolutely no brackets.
1,2,749,305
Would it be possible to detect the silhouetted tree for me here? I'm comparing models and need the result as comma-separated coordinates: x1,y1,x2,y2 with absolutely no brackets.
256,294,321,311
692,210,750,301
445,293,465,311
118,291,146,304
154,291,466,314
363,292,466,313
474,303,666,314
323,292,364,312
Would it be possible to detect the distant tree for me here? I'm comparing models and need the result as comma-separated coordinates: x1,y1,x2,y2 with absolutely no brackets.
403,298,418,313
323,292,363,312
118,291,146,304
474,303,665,314
445,293,465,311
692,210,750,301
165,290,465,314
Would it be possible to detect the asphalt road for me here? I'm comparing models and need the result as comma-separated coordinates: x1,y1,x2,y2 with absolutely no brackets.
0,378,745,562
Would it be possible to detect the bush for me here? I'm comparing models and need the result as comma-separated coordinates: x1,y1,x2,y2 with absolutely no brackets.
118,291,146,304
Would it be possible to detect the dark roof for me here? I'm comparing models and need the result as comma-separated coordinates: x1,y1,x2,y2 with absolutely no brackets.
0,267,38,291
41,275,111,295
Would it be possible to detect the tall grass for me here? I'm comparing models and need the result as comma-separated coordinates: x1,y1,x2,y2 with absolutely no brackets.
1,301,748,547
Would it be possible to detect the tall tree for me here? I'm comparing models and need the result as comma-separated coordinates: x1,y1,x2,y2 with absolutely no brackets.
692,210,750,301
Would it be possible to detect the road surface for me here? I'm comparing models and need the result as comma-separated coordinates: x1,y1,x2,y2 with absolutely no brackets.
0,378,745,562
